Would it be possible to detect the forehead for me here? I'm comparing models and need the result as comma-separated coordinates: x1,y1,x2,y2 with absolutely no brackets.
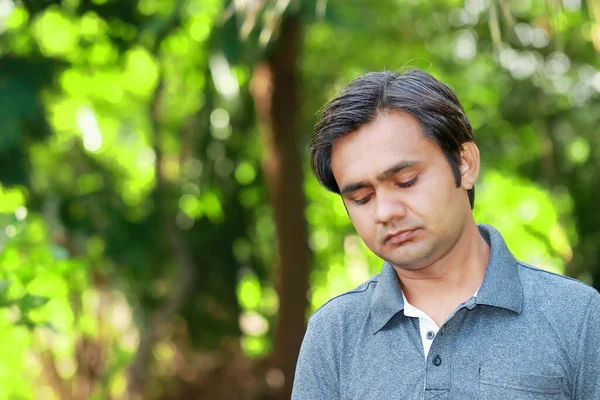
331,111,443,184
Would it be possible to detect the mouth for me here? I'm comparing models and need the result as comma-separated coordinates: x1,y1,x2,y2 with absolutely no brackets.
384,228,418,245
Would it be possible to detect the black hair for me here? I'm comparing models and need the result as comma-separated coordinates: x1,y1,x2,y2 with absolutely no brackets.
310,69,476,208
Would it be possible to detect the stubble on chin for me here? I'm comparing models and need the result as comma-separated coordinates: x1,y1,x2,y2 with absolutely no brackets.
383,240,438,271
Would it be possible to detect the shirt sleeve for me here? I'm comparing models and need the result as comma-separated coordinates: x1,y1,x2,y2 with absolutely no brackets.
291,313,341,399
574,290,600,398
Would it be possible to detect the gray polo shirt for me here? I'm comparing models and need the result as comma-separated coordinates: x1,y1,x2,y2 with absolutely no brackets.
292,224,600,399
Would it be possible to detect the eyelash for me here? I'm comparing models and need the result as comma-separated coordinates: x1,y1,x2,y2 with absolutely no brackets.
353,197,370,205
352,175,420,205
396,175,419,188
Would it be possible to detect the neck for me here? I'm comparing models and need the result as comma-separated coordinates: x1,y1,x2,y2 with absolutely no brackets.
395,222,490,308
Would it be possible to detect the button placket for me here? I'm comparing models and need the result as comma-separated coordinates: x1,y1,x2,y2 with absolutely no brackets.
424,318,456,396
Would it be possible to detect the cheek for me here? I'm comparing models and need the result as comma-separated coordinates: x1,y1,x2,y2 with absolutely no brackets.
348,209,376,238
406,179,455,221
419,181,464,224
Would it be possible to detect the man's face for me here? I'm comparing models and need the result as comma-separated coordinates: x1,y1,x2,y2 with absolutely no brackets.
330,111,478,271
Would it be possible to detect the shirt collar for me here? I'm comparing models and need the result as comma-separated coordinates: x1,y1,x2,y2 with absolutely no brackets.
370,224,523,334
402,287,479,320
474,224,523,313
370,261,405,334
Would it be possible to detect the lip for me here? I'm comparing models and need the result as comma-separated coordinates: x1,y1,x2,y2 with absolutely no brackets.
384,229,418,245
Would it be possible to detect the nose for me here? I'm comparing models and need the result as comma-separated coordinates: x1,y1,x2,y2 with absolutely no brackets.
374,190,406,224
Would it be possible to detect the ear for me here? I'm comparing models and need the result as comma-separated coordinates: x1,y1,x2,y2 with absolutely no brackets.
458,142,480,190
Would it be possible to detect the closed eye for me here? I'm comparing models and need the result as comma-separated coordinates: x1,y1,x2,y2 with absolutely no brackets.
396,175,419,188
351,176,418,205
352,196,371,205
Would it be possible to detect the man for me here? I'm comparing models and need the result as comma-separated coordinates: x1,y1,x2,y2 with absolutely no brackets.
291,69,600,399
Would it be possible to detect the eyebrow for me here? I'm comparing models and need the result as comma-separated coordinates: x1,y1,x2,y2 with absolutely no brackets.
340,161,420,196
340,181,369,196
376,160,419,181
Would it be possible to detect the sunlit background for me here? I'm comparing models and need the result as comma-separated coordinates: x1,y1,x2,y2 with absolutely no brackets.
0,0,599,399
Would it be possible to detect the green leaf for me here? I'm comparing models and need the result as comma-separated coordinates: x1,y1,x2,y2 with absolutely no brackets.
19,294,51,310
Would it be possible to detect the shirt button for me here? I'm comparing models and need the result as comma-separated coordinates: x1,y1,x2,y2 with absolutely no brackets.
432,355,442,366
426,331,435,340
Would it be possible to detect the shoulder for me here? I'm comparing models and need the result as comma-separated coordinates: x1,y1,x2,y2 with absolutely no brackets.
517,261,600,309
299,275,379,360
308,275,379,327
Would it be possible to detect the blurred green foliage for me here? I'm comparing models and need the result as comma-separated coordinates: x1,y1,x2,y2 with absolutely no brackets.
0,0,599,398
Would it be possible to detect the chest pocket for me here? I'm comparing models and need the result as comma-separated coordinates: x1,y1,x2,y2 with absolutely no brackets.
479,366,567,400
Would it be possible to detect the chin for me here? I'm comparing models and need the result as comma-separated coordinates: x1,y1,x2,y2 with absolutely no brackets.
394,263,427,271
384,247,435,269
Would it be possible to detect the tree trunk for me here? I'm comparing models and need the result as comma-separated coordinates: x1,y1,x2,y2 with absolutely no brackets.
250,14,310,400
126,79,196,400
